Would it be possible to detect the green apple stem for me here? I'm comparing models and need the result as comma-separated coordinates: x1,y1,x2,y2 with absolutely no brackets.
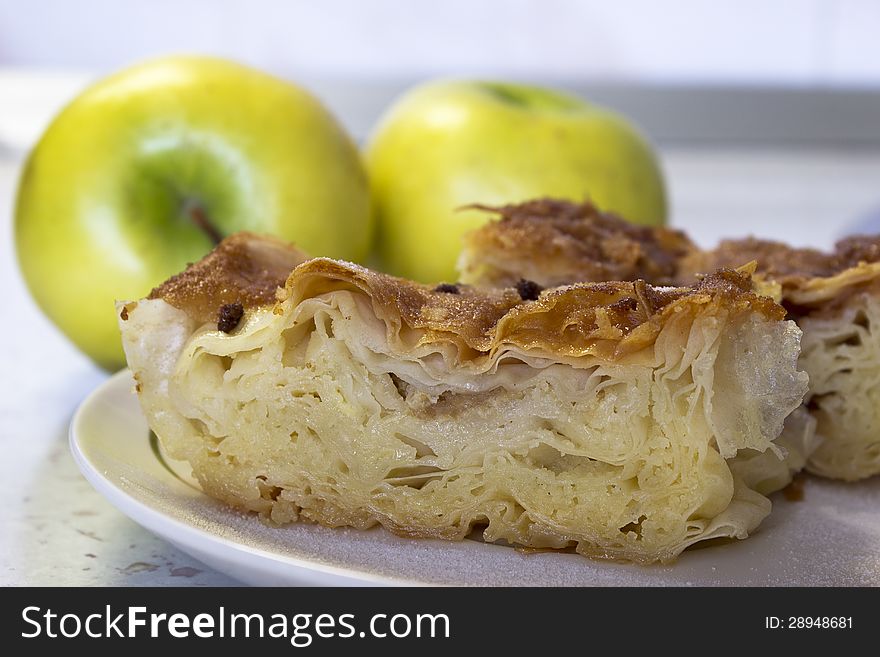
187,203,223,246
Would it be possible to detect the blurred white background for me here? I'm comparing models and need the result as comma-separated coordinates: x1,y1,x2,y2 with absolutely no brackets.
0,0,878,84
2,0,879,246
2,0,880,247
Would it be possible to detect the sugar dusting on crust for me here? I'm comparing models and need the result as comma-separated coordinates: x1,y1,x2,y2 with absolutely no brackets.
148,232,310,324
684,236,880,312
690,235,880,284
459,198,696,288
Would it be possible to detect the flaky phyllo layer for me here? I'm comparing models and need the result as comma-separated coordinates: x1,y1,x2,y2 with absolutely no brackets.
793,277,880,480
120,237,808,563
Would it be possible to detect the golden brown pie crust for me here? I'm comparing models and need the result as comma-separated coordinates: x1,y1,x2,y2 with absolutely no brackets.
149,232,783,363
148,232,310,324
686,236,880,310
459,199,696,287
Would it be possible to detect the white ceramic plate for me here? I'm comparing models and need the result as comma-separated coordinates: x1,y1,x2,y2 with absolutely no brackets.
70,370,880,586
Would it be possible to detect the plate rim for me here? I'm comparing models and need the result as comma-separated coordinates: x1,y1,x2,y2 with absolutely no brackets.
69,369,425,587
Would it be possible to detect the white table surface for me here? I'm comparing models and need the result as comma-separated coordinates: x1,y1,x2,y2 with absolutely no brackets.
3,76,880,586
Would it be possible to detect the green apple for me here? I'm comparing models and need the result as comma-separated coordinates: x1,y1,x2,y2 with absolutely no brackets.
15,55,371,370
364,80,667,283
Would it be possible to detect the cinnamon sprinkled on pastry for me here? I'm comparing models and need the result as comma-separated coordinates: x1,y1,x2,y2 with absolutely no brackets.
459,199,695,288
149,232,309,324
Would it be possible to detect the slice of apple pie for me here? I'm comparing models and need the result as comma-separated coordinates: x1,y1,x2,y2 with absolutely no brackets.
459,200,820,491
119,232,807,563
684,237,880,481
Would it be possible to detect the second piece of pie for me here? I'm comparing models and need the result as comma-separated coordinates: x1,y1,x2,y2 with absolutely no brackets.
686,237,880,480
459,199,821,490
